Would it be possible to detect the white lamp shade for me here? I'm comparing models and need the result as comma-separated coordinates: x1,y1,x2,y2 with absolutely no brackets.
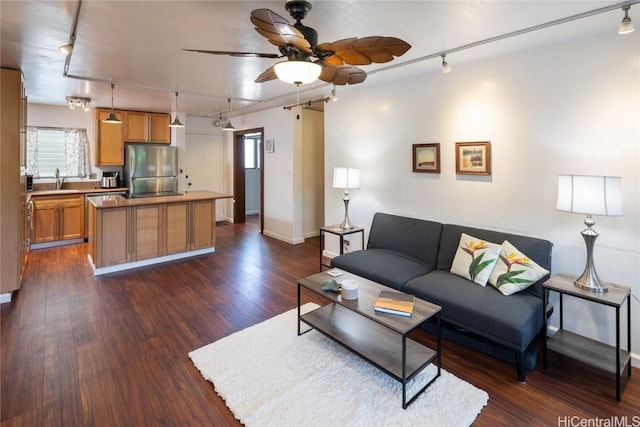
274,60,322,85
556,175,623,216
333,167,360,190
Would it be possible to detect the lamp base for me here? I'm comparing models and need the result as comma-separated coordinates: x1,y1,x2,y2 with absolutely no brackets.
339,195,353,230
574,226,608,293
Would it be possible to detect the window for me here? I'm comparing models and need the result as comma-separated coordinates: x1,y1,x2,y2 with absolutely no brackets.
26,127,91,178
244,134,261,169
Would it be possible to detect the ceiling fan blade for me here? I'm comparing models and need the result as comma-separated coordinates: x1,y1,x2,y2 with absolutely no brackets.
251,9,312,54
255,65,278,83
316,61,367,86
316,36,411,66
182,49,280,59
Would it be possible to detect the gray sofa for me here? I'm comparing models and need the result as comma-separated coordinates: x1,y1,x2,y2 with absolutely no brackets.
330,212,553,383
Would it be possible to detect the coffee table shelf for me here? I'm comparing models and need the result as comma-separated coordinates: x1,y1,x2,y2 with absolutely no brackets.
301,303,438,381
298,271,442,409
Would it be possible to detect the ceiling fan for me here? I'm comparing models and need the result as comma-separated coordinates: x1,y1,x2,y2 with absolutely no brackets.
183,0,411,86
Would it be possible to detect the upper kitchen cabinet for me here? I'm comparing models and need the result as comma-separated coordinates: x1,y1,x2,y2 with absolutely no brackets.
0,68,28,295
95,108,125,166
124,111,171,144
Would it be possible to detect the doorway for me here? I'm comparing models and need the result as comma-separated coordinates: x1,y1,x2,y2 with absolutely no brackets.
233,127,264,232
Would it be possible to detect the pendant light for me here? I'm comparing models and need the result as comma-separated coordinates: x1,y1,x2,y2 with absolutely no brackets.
169,91,185,128
619,5,635,34
441,54,452,73
223,98,235,131
102,83,122,124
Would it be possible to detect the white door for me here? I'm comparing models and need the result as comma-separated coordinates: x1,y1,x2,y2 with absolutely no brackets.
183,132,225,221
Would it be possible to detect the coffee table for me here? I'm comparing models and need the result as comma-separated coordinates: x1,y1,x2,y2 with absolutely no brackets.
297,271,442,409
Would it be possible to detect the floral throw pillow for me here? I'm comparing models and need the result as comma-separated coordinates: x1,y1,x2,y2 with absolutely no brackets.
488,240,550,295
450,233,501,286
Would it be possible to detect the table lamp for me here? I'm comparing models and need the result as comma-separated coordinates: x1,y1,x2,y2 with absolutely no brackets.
333,167,360,230
556,174,623,292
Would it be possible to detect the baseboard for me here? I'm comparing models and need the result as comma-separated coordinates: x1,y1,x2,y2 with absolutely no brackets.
88,247,216,276
0,293,12,304
263,230,305,245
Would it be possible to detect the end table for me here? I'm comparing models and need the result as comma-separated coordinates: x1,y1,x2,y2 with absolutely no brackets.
319,225,364,271
542,272,632,401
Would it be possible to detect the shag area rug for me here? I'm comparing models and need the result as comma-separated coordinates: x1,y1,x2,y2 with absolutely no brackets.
189,303,488,427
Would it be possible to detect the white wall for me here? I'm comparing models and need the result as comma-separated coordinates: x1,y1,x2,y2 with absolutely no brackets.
301,108,325,238
325,31,640,364
181,116,227,221
231,107,298,242
27,104,122,181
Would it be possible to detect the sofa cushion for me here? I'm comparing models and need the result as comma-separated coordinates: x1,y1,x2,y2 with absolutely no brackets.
403,270,544,350
367,213,443,267
489,240,550,295
330,249,433,290
450,233,501,286
437,224,553,298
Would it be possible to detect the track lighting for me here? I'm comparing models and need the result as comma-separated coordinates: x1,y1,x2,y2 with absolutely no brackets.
66,96,91,112
102,83,122,124
331,85,338,102
619,5,635,34
441,54,452,73
223,98,235,131
169,92,185,128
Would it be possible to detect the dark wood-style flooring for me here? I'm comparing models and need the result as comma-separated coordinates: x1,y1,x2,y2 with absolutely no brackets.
2,216,639,426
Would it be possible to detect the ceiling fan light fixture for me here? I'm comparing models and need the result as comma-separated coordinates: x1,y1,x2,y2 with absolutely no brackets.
102,83,122,124
441,54,452,74
169,91,185,128
619,5,635,34
274,60,322,85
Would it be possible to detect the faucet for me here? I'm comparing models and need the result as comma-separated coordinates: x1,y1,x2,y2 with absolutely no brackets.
55,168,65,190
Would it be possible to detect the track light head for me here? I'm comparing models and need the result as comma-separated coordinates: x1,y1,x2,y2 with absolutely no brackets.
441,54,452,74
619,5,635,34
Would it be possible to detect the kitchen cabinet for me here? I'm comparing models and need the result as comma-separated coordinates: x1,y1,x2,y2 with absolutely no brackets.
164,199,215,254
124,111,171,143
131,204,162,260
87,191,230,273
1,68,28,294
32,194,84,245
95,108,125,166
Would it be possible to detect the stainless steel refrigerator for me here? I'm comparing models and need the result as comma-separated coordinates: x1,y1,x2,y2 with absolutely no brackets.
124,144,179,197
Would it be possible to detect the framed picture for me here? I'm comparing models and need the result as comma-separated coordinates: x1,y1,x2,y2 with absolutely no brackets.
455,141,491,175
265,139,275,153
412,143,441,173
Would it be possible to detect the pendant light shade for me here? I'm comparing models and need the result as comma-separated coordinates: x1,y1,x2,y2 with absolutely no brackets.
619,5,635,34
169,91,185,128
102,83,122,124
274,60,322,85
223,98,235,131
441,54,452,73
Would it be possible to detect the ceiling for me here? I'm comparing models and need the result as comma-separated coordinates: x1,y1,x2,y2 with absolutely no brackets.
1,1,637,119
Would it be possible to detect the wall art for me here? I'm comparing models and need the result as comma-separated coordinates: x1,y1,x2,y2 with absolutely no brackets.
455,141,491,175
412,143,441,173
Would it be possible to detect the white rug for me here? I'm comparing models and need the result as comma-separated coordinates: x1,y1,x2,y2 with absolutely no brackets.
189,303,488,427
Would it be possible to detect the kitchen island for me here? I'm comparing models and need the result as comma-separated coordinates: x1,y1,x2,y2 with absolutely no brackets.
87,190,232,275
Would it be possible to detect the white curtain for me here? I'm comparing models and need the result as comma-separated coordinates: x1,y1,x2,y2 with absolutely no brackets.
64,128,91,177
25,127,39,177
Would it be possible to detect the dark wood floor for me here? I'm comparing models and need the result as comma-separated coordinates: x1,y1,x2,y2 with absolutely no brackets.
2,216,638,426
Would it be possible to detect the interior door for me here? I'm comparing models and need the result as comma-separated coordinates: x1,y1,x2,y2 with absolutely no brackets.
183,132,225,221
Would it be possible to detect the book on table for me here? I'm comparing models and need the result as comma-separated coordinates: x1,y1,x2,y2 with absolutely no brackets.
374,291,415,317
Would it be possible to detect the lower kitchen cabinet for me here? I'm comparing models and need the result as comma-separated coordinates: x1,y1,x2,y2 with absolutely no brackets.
88,194,220,271
164,200,215,254
32,194,84,245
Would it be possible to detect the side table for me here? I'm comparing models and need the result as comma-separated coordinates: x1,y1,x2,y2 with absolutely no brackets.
319,225,364,271
542,272,632,401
